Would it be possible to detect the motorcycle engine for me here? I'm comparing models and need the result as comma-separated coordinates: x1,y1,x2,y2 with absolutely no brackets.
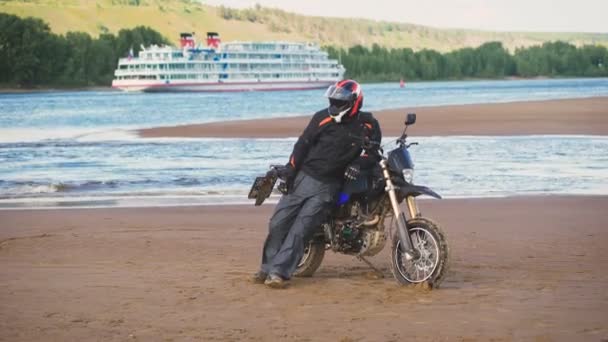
333,201,386,256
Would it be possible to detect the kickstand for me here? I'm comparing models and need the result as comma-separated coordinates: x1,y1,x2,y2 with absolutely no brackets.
356,255,385,279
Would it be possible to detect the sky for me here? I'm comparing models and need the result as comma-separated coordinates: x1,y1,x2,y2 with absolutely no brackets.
204,0,608,33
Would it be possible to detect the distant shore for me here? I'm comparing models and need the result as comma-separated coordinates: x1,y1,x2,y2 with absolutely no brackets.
139,96,608,138
0,86,116,94
0,76,581,94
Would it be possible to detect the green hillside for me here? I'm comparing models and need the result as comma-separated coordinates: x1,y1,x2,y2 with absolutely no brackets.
1,0,607,52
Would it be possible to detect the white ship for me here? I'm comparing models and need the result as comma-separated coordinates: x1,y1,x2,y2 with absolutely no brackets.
112,32,345,92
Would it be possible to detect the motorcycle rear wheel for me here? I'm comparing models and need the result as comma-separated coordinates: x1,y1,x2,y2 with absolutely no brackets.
390,217,449,288
293,240,325,277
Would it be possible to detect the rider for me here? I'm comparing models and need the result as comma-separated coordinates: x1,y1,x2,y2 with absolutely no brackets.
252,79,382,288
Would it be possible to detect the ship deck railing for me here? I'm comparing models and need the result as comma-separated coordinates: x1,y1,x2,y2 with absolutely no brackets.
114,67,341,75
117,57,336,64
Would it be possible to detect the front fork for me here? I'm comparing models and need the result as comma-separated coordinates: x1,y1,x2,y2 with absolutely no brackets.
380,160,419,260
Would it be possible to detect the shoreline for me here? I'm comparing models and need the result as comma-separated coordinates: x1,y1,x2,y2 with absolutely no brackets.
0,76,594,94
138,96,608,138
1,192,606,211
0,86,116,94
0,193,595,211
1,195,606,340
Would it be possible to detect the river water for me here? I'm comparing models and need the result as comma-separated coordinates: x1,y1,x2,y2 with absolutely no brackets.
1,78,607,208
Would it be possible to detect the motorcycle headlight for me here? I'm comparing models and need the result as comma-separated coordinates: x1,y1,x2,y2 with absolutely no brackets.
402,168,414,184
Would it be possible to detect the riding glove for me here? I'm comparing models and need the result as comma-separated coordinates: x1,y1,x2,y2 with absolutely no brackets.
344,163,361,180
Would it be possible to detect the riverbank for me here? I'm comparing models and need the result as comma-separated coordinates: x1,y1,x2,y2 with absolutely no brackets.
1,196,607,340
138,96,608,138
0,86,115,94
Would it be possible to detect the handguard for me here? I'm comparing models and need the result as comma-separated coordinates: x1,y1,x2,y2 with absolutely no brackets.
248,171,278,206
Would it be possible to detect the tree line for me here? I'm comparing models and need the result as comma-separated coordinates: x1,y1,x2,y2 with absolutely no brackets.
0,13,169,87
328,41,607,82
0,13,606,88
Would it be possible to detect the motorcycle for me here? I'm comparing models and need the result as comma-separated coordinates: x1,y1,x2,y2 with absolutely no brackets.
248,113,449,288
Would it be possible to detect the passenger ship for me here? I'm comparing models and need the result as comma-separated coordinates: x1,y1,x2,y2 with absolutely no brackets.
112,32,345,92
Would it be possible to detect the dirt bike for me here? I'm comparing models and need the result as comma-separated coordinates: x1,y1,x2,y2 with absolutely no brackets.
249,113,449,288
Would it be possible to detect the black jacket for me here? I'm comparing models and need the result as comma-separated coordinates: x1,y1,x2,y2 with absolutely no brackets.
288,109,382,183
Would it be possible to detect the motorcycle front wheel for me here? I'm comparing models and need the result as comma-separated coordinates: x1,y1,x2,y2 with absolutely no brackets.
390,217,449,288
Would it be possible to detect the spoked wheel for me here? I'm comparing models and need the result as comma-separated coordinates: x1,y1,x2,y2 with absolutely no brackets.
293,239,325,277
391,217,449,288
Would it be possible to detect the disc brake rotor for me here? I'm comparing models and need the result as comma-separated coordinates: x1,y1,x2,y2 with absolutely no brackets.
396,227,439,283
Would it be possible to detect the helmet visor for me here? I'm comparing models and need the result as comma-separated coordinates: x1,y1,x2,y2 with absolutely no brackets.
324,85,353,102
329,98,350,110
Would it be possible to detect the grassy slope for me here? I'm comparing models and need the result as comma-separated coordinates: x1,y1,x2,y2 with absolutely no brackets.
1,0,607,52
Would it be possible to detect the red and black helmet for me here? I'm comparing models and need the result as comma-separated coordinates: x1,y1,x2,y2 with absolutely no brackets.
324,79,363,122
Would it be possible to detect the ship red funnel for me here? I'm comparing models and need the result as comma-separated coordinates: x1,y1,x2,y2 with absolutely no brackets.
180,33,195,48
206,32,221,49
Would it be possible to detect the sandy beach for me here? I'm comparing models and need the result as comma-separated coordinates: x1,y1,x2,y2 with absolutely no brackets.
139,97,608,138
1,196,607,341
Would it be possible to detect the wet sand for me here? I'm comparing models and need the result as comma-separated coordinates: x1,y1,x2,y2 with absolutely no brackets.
139,97,608,138
1,196,607,341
